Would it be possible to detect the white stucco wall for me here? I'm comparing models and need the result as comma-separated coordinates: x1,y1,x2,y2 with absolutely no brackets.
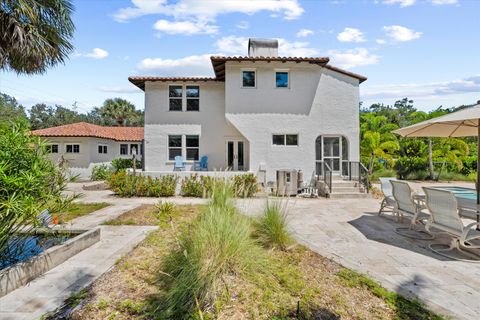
143,81,246,171
225,63,360,182
142,61,361,181
41,136,142,168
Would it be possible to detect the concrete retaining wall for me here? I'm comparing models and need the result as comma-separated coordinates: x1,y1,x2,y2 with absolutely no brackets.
0,228,100,297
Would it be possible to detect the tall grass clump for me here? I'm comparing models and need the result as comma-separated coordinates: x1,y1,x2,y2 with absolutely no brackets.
256,200,292,250
162,180,262,318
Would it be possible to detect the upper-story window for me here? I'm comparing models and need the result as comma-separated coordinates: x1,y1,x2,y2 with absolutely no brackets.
186,86,200,111
242,70,256,87
276,71,289,88
98,145,108,154
169,85,183,111
272,134,298,146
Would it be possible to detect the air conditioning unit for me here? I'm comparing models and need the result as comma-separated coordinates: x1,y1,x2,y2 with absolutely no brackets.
276,170,298,196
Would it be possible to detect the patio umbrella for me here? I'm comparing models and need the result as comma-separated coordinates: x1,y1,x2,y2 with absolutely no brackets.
392,102,480,205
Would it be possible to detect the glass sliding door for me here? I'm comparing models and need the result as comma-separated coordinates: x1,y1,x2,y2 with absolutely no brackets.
226,140,245,171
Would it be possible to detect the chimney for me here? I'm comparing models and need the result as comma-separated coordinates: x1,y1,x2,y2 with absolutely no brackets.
248,38,278,57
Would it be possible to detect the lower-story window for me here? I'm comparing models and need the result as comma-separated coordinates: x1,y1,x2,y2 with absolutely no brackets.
47,144,59,153
168,135,182,160
98,145,108,154
120,144,128,155
186,135,199,161
66,144,80,153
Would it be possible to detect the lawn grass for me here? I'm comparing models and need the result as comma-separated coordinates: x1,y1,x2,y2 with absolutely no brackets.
57,202,109,223
51,202,445,320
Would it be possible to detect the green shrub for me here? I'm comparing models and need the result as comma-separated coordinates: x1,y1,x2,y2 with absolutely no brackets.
0,121,74,255
256,200,292,250
106,172,178,197
155,200,176,218
111,158,140,172
370,168,397,182
180,174,203,197
232,173,258,198
162,180,263,317
90,164,112,181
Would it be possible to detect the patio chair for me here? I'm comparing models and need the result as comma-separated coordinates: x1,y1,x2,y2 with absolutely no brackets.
391,180,434,240
378,177,397,215
423,187,480,261
173,156,185,171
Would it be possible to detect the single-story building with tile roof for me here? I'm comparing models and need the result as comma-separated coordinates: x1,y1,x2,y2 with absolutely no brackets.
31,122,144,177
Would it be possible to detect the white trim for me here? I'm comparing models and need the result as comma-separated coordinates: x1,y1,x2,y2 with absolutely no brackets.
271,133,299,146
241,68,256,88
65,144,80,154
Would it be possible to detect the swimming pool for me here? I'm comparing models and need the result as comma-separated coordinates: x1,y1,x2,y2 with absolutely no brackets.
432,186,477,200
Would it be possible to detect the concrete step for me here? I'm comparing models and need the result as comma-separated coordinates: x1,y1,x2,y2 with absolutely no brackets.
330,187,362,193
328,192,371,199
330,181,359,188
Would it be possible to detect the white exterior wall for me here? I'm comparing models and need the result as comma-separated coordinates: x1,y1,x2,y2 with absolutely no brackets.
142,61,361,182
42,136,142,168
143,81,246,171
225,62,360,182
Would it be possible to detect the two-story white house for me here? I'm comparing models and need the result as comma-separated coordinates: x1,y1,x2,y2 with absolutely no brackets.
129,39,366,185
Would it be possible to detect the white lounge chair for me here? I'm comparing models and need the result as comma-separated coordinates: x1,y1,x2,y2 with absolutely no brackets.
391,180,433,239
423,187,480,261
378,177,397,215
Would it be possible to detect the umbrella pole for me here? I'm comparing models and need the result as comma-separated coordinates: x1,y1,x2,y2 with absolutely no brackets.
477,122,480,229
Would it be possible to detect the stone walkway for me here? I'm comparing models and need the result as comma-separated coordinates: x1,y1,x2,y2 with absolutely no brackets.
238,194,480,320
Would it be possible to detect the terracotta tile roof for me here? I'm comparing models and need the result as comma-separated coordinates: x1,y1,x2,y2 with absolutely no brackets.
129,55,367,90
129,76,219,90
31,122,144,141
324,65,367,83
210,55,330,81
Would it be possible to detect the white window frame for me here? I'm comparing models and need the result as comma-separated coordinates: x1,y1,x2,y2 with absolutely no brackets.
241,68,257,88
186,85,200,112
98,144,108,154
168,135,183,161
47,144,59,153
168,84,183,112
272,134,299,147
120,143,128,155
66,144,80,153
185,135,200,161
275,69,290,89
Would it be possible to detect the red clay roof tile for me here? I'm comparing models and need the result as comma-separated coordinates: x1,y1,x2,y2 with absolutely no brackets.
31,122,143,142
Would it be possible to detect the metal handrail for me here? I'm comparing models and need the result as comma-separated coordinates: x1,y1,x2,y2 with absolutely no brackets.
323,161,333,195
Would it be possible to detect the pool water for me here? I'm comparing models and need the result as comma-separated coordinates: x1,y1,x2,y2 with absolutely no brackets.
433,186,478,200
0,233,72,270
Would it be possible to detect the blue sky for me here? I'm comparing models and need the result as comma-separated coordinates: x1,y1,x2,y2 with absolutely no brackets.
0,0,479,113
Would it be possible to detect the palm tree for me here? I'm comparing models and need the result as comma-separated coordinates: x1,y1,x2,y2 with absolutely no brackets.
361,131,399,174
0,0,75,74
100,98,137,126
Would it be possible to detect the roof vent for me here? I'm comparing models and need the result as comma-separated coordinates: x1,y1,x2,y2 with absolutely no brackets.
248,38,278,57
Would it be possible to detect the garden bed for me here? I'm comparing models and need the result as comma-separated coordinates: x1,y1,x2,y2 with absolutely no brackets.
57,202,110,224
45,203,442,320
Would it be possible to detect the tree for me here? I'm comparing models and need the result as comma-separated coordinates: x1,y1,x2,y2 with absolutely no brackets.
361,131,399,174
0,0,75,74
0,120,73,256
99,98,143,126
0,93,27,124
29,103,87,129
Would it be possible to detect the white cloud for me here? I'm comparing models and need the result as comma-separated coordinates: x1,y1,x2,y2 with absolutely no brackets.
383,25,422,42
296,28,314,38
84,48,109,59
337,27,366,43
137,54,216,76
153,19,218,35
362,75,480,101
215,36,318,56
376,39,386,44
431,0,458,5
114,0,304,22
328,48,380,69
236,21,249,29
382,0,416,7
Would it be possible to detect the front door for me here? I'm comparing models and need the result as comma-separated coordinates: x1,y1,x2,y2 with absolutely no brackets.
226,140,245,171
323,136,341,174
